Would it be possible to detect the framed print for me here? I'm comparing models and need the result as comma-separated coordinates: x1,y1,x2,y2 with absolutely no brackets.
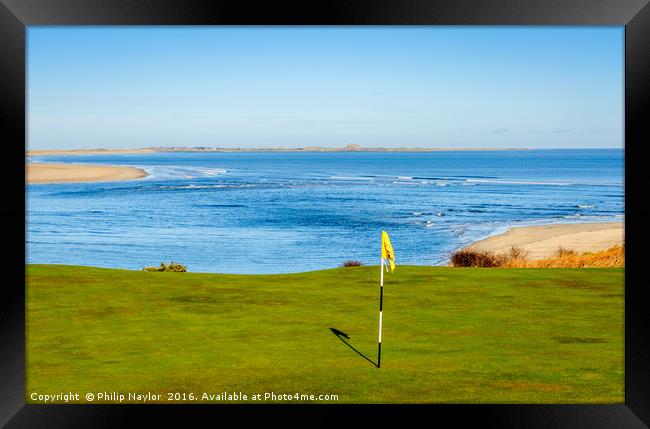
2,0,649,427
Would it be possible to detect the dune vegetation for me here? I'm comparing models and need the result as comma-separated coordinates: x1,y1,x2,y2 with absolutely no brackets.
450,245,624,268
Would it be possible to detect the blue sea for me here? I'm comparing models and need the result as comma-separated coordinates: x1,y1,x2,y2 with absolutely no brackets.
26,149,624,274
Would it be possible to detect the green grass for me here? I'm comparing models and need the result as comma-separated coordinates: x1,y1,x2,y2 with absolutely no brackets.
26,264,624,404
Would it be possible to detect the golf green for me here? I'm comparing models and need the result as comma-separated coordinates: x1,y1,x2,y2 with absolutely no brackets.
26,264,624,403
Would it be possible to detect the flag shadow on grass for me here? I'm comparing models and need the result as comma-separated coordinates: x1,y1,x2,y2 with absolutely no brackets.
329,328,378,368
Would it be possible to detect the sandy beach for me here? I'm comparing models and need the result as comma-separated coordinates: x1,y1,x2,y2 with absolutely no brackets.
27,163,148,184
464,222,624,260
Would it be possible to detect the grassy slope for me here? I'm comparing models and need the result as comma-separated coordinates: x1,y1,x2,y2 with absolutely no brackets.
26,265,624,403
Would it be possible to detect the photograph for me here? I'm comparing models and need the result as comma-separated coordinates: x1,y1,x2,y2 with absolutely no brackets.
24,25,625,405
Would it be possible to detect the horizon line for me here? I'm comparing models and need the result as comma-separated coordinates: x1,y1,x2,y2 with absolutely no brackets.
26,145,624,156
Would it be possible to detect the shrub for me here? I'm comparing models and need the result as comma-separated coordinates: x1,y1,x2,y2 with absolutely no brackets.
342,260,363,267
166,262,187,272
143,262,166,272
500,247,530,268
449,249,504,267
507,246,528,260
143,261,187,272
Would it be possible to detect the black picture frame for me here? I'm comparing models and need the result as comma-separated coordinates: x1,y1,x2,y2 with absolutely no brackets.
2,0,649,427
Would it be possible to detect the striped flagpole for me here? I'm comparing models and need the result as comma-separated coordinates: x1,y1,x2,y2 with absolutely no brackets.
377,255,384,368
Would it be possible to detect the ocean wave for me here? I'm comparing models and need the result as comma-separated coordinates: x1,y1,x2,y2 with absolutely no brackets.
467,178,573,186
465,178,571,186
461,175,500,179
157,183,261,190
413,176,445,181
195,167,227,176
179,184,228,189
392,181,420,185
146,165,228,180
193,204,245,208
140,167,156,179
330,176,374,181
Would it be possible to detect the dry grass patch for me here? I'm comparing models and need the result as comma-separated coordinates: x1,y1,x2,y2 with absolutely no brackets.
451,245,624,268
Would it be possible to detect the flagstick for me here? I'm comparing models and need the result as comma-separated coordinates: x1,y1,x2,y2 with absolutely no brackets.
377,257,384,368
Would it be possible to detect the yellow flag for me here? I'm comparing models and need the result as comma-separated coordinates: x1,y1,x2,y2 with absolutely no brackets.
381,230,395,272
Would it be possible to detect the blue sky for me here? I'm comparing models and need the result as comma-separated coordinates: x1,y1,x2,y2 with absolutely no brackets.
28,26,623,149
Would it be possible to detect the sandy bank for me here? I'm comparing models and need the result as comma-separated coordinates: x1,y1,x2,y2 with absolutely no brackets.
27,148,156,157
463,222,624,260
27,163,148,184
26,146,532,156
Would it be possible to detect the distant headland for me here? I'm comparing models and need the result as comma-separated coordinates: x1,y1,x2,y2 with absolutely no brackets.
27,145,534,157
